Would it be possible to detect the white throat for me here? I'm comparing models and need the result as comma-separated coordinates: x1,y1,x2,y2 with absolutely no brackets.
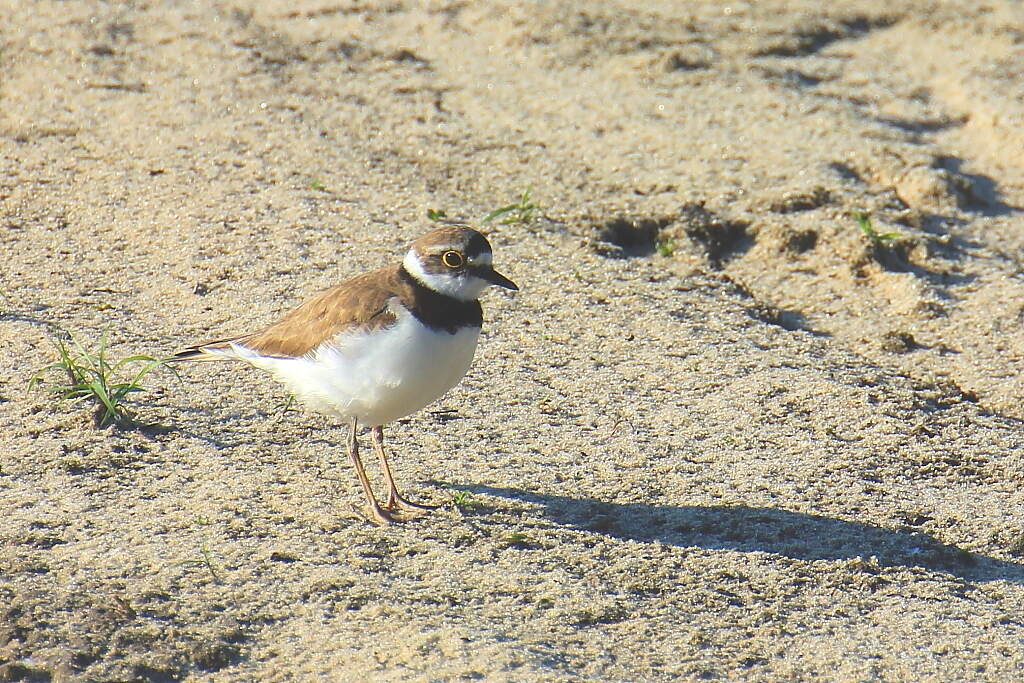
403,250,489,301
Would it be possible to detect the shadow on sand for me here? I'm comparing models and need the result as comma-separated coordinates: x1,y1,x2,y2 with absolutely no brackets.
451,484,1024,584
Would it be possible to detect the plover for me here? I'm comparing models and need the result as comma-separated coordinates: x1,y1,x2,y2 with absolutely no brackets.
174,225,518,525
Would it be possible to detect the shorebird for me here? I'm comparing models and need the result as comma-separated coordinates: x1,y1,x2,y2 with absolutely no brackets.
174,225,517,524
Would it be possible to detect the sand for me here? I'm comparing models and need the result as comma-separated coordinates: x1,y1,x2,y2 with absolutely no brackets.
2,0,1023,680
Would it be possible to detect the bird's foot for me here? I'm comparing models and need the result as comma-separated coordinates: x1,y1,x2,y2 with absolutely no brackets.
383,493,437,519
352,503,400,526
352,499,434,525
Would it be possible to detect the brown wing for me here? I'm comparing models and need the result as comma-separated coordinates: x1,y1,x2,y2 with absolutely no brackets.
241,266,407,357
177,266,408,360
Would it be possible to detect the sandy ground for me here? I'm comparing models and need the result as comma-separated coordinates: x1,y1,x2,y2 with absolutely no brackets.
3,0,1024,680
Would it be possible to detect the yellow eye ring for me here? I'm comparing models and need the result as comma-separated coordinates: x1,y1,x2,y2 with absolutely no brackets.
441,251,464,268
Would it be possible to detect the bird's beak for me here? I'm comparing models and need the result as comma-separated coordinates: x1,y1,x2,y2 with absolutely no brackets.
479,266,518,291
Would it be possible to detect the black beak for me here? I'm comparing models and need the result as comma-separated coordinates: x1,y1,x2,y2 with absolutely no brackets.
479,266,518,291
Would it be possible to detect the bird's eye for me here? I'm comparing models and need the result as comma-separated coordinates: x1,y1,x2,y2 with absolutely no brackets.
441,251,464,268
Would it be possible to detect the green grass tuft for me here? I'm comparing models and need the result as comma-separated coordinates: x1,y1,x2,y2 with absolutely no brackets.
655,238,676,257
276,393,296,414
29,328,176,427
452,489,484,510
176,537,224,584
854,210,902,245
483,188,539,226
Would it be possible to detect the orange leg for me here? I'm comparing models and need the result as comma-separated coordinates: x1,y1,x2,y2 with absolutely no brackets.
371,425,437,518
345,420,396,526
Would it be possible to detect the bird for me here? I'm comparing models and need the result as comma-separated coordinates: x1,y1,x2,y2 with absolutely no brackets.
173,225,518,525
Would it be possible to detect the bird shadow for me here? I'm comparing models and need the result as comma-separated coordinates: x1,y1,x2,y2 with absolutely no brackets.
449,484,1024,584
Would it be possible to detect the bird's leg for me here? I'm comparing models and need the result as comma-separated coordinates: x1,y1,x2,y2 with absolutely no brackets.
345,420,396,526
371,425,437,517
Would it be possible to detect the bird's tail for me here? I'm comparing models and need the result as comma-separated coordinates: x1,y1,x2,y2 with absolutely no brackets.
170,337,246,362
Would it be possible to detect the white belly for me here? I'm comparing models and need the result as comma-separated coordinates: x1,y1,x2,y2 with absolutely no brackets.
230,311,480,426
